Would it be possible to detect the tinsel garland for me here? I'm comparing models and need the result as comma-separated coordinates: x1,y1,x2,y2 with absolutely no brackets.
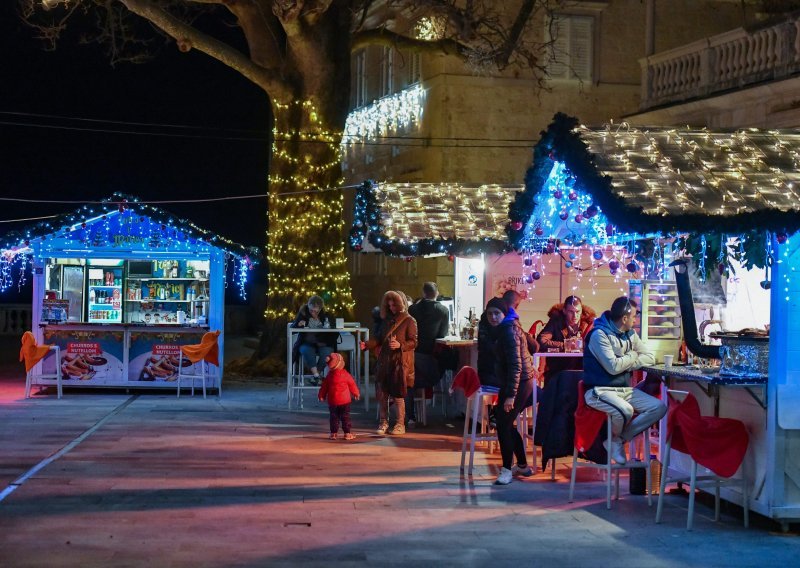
1,193,260,261
348,180,511,257
508,112,800,249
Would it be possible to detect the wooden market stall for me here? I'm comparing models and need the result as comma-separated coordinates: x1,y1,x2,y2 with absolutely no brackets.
506,114,800,529
0,194,256,394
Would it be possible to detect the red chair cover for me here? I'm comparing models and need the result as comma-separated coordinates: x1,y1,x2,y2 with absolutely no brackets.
450,366,481,398
574,380,606,452
667,393,749,478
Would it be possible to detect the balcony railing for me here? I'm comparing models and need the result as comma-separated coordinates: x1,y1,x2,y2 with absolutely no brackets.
0,303,31,336
640,15,800,110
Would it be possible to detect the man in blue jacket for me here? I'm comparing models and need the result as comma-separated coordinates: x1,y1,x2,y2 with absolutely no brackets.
583,296,666,464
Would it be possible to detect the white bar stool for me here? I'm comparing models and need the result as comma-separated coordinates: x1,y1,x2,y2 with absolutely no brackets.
25,345,62,400
460,385,500,475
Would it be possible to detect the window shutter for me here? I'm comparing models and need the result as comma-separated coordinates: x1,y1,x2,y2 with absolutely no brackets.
570,17,593,81
547,15,594,82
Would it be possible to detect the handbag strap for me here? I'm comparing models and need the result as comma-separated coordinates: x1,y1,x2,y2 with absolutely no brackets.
382,314,408,344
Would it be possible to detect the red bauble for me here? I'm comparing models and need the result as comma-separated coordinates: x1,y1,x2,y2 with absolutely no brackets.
534,227,544,236
553,190,563,200
405,257,413,262
568,192,578,201
447,255,455,262
777,233,788,244
574,214,583,223
81,222,86,229
354,244,362,251
511,221,523,231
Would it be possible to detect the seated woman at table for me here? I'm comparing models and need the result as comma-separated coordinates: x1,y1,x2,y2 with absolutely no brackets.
291,295,338,386
535,295,596,384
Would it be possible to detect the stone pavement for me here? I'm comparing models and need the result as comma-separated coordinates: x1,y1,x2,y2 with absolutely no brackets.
0,365,799,566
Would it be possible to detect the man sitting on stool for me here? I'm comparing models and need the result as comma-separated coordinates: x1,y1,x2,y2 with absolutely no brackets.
583,296,666,464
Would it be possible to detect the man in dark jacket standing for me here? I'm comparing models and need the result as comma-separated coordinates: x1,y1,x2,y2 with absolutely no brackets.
583,297,665,465
406,282,450,425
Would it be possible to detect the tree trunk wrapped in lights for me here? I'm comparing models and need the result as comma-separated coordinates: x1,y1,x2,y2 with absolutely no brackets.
21,0,557,365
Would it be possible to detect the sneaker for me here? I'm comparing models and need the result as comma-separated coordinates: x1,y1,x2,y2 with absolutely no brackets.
406,419,417,429
388,423,406,435
495,467,513,485
511,464,534,477
344,433,356,440
603,437,627,465
376,421,389,435
329,433,338,440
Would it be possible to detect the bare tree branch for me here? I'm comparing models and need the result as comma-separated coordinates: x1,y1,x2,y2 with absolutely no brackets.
351,26,462,56
119,0,286,97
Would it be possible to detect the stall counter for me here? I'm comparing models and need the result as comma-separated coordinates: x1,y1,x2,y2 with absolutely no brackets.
36,324,213,390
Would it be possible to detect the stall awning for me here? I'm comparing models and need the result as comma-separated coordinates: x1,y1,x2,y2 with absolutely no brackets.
508,113,800,252
349,181,522,257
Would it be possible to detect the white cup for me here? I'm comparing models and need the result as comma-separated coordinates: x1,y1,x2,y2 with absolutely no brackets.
663,354,674,368
335,317,345,329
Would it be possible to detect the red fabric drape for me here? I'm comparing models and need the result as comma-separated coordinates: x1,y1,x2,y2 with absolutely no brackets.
667,393,749,478
450,366,481,398
574,380,607,452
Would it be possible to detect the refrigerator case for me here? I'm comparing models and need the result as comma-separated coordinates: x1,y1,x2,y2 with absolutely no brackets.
61,266,86,322
629,280,682,361
87,267,123,324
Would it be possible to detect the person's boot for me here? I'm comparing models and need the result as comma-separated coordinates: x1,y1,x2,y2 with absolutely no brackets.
389,398,406,435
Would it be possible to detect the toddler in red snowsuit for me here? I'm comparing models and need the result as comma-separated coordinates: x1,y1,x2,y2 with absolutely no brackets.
319,353,360,440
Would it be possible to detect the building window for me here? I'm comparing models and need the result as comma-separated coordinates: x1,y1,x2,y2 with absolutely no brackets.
407,51,420,85
353,49,367,108
547,14,594,82
381,47,395,97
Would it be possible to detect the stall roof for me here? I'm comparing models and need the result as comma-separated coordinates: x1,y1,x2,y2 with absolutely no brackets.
0,193,260,260
508,114,800,249
349,181,522,257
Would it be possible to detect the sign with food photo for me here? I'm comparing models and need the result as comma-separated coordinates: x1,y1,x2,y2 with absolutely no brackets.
128,331,204,383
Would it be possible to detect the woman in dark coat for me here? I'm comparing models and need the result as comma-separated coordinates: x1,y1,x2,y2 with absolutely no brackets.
362,290,418,436
486,296,538,485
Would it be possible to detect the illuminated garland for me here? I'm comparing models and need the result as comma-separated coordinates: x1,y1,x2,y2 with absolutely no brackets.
264,99,355,320
348,180,510,257
509,113,800,246
0,195,258,298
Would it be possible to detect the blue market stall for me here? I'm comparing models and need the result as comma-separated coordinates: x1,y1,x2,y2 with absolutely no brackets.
508,114,800,529
0,194,255,393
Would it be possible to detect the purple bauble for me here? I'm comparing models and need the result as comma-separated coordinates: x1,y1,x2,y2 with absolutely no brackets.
609,259,620,271
777,233,788,244
626,261,638,273
535,227,544,236
586,205,598,218
553,190,563,200
568,192,578,201
526,274,535,284
532,271,541,280
605,224,616,237
574,214,584,223
524,257,533,266
559,210,569,220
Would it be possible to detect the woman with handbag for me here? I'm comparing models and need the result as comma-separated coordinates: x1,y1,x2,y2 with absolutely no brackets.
361,290,418,435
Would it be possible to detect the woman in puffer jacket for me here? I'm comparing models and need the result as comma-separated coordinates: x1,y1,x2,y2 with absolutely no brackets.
485,297,538,485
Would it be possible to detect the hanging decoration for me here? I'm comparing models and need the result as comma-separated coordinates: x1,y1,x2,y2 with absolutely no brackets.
0,193,258,298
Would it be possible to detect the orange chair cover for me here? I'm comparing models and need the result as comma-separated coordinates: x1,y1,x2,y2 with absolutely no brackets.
20,331,51,373
181,330,220,366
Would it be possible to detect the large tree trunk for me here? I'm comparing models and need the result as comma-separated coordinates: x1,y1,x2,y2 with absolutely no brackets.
255,97,354,360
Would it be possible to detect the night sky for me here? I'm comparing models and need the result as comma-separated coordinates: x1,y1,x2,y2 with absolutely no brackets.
0,4,270,302
0,4,270,248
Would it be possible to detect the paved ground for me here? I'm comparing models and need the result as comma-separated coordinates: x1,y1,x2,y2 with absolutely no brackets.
0,338,799,567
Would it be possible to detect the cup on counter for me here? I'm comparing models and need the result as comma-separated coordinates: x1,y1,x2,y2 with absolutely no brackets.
335,317,344,328
663,354,674,368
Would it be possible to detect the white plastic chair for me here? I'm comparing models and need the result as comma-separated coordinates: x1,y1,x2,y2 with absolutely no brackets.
460,385,500,475
24,345,62,400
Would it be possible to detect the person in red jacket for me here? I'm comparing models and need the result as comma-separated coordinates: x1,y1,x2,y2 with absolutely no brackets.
319,353,360,440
